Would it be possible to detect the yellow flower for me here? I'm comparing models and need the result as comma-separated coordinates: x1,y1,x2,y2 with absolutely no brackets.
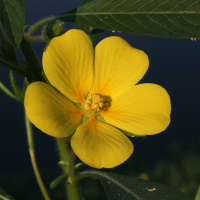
24,29,171,169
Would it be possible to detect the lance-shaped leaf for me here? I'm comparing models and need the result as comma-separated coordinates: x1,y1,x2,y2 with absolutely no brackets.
80,0,104,43
85,171,193,200
58,0,200,40
0,0,25,48
0,81,16,100
9,70,24,102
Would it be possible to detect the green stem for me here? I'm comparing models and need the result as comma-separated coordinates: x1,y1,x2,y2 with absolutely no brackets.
25,111,51,200
56,138,81,200
68,149,76,185
28,16,56,35
56,138,70,173
0,54,26,76
20,36,45,82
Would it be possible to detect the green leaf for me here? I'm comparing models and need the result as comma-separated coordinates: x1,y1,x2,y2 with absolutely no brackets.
0,186,16,200
58,0,200,40
9,70,24,102
80,0,104,43
0,30,18,62
50,174,68,189
195,185,200,200
0,81,16,100
86,171,193,200
0,0,25,48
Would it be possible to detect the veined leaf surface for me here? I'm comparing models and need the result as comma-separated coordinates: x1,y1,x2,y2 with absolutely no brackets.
58,0,200,39
85,171,193,200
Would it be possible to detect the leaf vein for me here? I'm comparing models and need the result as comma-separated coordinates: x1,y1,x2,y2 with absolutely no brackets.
84,0,102,12
146,13,177,35
137,0,154,11
130,14,157,34
170,0,187,11
110,14,134,32
165,14,196,36
110,0,127,12
186,0,200,11
182,14,199,26
123,0,140,10
97,0,115,11
95,14,115,29
152,0,170,11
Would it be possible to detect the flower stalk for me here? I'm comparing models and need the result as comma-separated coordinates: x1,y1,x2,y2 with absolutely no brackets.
68,149,76,185
25,111,51,200
23,33,45,42
28,16,57,36
56,138,81,200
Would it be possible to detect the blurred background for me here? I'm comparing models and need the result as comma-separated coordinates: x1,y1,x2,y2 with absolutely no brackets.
0,0,200,199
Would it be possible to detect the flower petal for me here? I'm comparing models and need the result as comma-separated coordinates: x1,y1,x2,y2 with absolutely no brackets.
91,36,149,100
101,84,171,136
43,29,94,103
71,117,133,169
24,82,83,138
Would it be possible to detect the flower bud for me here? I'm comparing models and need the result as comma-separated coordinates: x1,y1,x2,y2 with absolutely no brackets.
42,20,64,41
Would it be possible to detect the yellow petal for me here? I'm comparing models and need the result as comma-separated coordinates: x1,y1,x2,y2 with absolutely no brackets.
24,82,83,138
71,117,133,169
91,36,149,100
101,84,171,136
43,29,94,104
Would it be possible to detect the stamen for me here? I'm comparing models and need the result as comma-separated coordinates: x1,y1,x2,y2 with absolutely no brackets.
84,93,104,117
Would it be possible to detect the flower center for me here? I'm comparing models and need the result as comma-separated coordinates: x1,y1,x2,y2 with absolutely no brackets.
84,93,104,117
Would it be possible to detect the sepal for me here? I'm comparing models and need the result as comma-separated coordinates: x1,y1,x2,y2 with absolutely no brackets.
50,174,68,189
42,20,64,41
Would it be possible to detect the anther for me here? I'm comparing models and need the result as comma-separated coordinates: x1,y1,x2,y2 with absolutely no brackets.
84,93,104,117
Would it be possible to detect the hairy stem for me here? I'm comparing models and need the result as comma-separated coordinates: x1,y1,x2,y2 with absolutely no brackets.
24,33,45,42
25,111,51,200
56,138,81,200
28,16,56,36
68,149,76,185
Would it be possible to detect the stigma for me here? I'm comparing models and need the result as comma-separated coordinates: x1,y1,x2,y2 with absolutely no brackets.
84,93,104,117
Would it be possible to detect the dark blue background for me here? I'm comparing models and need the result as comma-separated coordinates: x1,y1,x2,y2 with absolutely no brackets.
0,0,200,176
